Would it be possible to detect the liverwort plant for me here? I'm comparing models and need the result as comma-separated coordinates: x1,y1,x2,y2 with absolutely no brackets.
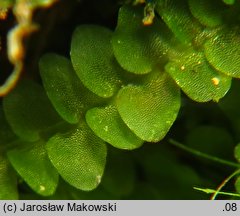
1,0,240,199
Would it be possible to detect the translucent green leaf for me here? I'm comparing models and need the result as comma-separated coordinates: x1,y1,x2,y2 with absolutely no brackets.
0,154,18,199
223,0,235,5
70,25,123,98
188,0,225,27
47,122,107,191
165,51,231,102
112,6,171,74
86,104,144,150
39,53,102,124
117,70,180,142
204,27,240,78
7,140,59,196
235,176,240,194
234,143,240,162
0,105,16,145
155,0,202,44
3,80,61,142
0,0,14,8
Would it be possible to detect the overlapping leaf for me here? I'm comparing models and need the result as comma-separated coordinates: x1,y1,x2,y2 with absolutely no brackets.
46,122,107,191
39,53,102,124
86,104,143,150
0,154,18,199
234,143,240,162
0,105,16,145
117,70,180,142
235,177,240,194
188,0,225,27
7,140,59,196
71,25,123,98
204,27,240,78
112,5,171,74
222,0,235,5
0,106,18,199
155,0,202,44
3,80,61,142
165,50,231,102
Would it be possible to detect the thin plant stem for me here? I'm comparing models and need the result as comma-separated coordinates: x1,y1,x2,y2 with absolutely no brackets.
211,169,240,200
194,187,240,198
169,138,240,168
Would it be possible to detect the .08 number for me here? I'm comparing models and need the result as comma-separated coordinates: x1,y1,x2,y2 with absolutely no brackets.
225,203,237,211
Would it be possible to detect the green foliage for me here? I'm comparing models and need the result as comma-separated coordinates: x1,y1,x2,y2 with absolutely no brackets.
0,154,18,199
46,123,107,191
188,0,225,27
86,104,143,150
117,70,180,142
112,6,170,74
39,53,102,124
3,80,61,142
0,106,18,199
222,0,235,5
165,50,231,102
155,0,202,44
1,0,240,199
0,0,14,8
204,27,240,78
7,140,59,196
71,25,123,98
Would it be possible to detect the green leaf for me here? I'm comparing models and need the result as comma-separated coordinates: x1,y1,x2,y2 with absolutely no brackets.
70,25,123,98
235,176,240,194
3,79,61,142
46,122,107,191
117,70,180,142
7,140,59,196
39,53,102,124
222,0,235,5
188,0,225,27
165,50,231,102
0,0,14,8
234,143,240,162
0,105,16,145
0,154,18,199
86,104,143,150
155,0,202,44
204,27,240,78
112,6,171,74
